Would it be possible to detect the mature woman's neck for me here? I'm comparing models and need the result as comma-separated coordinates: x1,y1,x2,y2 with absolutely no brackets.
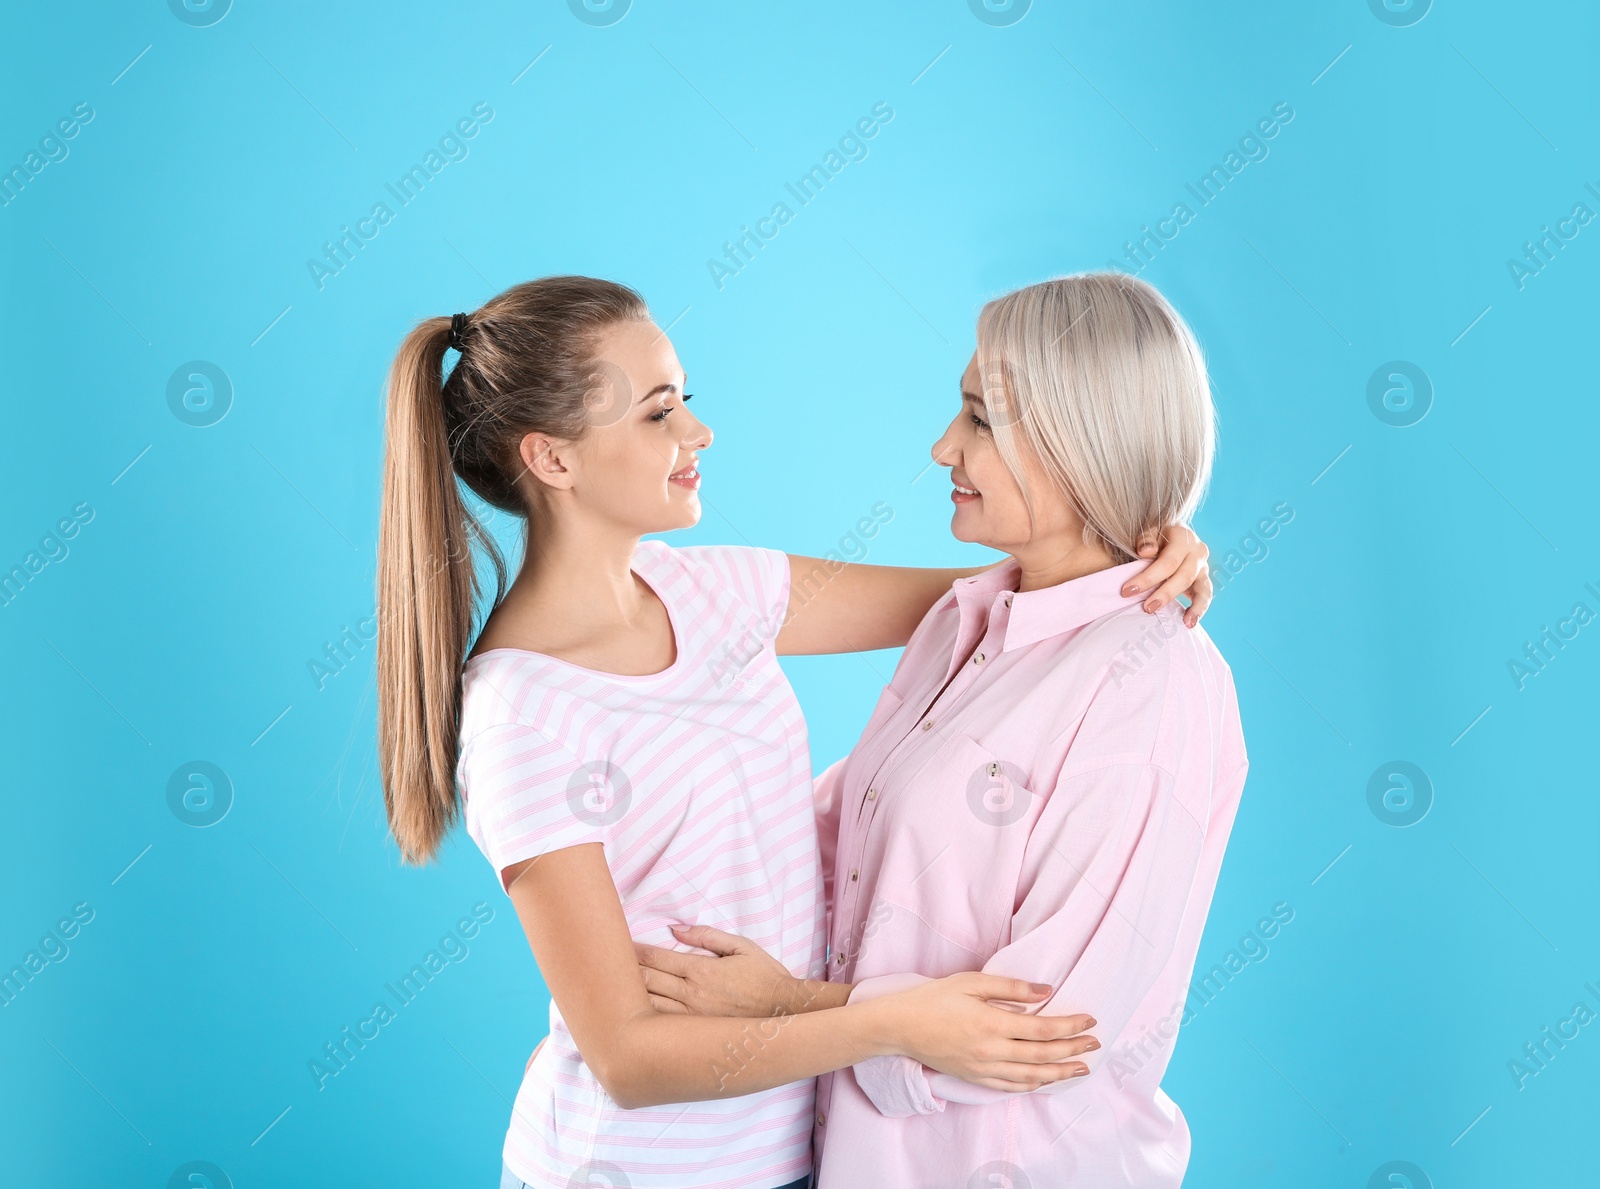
1011,534,1120,593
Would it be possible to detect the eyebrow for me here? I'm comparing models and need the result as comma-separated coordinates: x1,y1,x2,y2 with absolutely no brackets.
961,383,985,404
638,378,686,404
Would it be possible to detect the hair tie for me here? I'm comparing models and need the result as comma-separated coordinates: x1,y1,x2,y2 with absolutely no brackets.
448,312,468,351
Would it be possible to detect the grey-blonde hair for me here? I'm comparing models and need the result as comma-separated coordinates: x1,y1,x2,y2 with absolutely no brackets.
975,271,1215,563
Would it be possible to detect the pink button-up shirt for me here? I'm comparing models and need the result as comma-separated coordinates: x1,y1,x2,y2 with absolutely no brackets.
812,557,1247,1188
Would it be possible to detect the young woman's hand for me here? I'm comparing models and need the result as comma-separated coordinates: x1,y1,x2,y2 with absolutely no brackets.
1124,524,1212,627
871,973,1099,1092
636,925,846,1018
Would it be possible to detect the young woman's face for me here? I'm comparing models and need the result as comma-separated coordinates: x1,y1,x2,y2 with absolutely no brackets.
536,319,711,534
931,353,1076,554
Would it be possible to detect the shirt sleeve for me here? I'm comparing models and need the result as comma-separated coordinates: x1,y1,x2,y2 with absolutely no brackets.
849,760,1206,1115
672,544,792,646
459,722,614,894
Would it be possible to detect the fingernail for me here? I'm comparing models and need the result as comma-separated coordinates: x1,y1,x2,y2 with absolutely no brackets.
1029,982,1053,994
1123,584,1139,595
1086,1017,1097,1028
1073,1064,1089,1076
1085,1040,1100,1051
1143,600,1156,613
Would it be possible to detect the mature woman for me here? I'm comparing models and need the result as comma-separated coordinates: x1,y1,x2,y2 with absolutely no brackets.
639,272,1247,1187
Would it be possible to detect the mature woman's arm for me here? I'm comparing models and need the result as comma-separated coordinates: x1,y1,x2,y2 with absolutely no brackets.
504,843,1099,1107
633,758,854,1020
849,753,1243,1114
776,527,1212,656
637,757,1236,1107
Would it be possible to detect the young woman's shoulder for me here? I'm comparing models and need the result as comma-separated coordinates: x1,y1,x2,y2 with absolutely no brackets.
640,539,790,636
640,537,785,584
458,651,558,738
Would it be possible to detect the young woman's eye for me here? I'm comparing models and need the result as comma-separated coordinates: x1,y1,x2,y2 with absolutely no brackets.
682,392,694,402
649,407,672,423
971,412,991,432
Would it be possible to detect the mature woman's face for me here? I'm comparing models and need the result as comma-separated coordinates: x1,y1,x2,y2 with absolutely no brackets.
931,353,1080,557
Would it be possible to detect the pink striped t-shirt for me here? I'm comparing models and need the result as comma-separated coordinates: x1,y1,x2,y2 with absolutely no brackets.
457,540,825,1189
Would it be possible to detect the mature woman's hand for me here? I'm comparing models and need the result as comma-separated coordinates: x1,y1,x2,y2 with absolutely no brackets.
871,973,1099,1092
1124,524,1212,627
636,924,828,1018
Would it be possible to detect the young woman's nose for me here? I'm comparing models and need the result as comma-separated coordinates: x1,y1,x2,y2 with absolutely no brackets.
684,412,713,451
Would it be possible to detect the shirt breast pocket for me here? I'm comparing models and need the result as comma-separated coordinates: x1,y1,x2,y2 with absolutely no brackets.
878,730,1041,961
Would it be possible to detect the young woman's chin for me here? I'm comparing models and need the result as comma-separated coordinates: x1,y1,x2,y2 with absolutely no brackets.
653,492,702,533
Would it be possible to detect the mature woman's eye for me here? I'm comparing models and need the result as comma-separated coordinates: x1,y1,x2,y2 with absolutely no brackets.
971,412,991,432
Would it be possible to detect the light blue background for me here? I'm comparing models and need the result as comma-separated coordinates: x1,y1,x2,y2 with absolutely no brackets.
3,2,1596,1186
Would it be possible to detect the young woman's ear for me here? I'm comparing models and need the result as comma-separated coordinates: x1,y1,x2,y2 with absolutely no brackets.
519,431,575,491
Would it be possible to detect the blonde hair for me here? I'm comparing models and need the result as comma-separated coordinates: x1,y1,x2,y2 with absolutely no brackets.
376,276,649,865
974,271,1214,563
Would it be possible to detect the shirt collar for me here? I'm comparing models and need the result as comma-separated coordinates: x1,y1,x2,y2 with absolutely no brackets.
951,557,1152,652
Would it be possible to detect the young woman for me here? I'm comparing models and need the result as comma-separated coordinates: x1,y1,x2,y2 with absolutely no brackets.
374,276,1213,1189
636,273,1247,1188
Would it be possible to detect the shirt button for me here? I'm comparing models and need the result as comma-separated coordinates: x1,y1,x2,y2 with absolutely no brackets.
921,720,934,731
866,788,878,800
817,1111,827,1127
850,869,858,881
973,652,985,665
835,953,846,966
1004,594,1013,608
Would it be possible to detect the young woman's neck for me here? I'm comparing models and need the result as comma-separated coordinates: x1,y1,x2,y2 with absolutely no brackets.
513,514,647,624
475,513,676,677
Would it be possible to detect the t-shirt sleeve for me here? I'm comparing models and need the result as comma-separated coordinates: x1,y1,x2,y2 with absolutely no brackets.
458,722,613,894
672,544,792,646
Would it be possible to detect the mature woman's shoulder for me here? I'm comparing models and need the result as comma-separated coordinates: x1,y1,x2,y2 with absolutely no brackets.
1067,601,1243,769
1075,601,1233,688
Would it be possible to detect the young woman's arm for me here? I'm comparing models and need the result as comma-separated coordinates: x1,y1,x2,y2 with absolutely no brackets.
506,843,1099,1107
777,526,1213,656
777,559,991,655
641,759,1232,1111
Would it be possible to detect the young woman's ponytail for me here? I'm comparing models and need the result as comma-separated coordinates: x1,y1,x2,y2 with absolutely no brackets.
375,277,650,865
377,316,491,864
